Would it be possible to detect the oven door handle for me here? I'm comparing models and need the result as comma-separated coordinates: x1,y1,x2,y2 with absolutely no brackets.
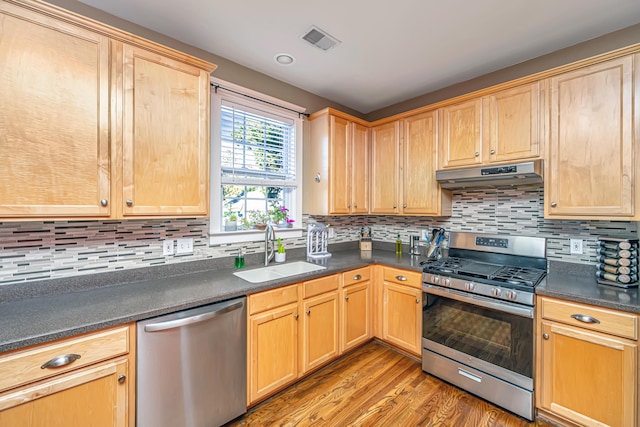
423,284,534,318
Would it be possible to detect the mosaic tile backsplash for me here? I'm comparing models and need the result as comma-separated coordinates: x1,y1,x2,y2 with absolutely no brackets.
0,186,637,285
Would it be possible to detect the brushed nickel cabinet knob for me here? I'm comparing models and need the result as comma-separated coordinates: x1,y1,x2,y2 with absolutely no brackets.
543,333,549,340
550,202,557,207
100,199,108,207
126,200,133,207
490,149,495,154
118,375,126,384
474,152,480,157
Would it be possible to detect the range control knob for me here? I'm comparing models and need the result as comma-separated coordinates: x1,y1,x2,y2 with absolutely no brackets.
491,288,502,297
442,278,451,287
505,290,518,301
464,282,475,291
431,275,440,284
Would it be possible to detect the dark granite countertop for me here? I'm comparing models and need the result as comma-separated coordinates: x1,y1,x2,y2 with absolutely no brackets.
538,261,639,313
0,246,423,353
2,246,639,354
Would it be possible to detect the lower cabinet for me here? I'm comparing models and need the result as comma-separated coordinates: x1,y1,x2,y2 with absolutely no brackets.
0,325,134,427
340,267,371,353
381,267,423,357
301,291,339,372
536,296,638,427
247,276,341,405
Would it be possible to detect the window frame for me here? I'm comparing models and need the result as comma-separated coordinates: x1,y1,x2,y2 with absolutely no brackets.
209,79,304,244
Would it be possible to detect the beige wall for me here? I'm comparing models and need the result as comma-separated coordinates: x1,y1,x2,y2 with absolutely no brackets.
43,1,640,122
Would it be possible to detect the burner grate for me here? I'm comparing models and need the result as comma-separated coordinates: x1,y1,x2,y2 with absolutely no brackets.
491,266,546,287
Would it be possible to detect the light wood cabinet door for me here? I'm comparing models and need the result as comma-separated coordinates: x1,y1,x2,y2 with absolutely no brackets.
301,291,339,373
370,121,400,214
350,123,370,214
248,302,299,404
328,116,351,214
120,44,210,217
546,56,634,218
484,82,542,163
0,3,111,218
438,98,482,168
340,281,370,353
538,321,637,427
402,111,450,216
382,282,422,356
0,359,128,427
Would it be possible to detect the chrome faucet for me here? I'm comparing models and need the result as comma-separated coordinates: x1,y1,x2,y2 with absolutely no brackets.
264,224,277,265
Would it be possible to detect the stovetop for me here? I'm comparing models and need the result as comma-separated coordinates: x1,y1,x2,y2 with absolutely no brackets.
422,257,546,288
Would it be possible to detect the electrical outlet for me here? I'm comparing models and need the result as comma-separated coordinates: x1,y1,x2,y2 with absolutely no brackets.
162,239,174,256
328,227,334,238
421,229,430,241
176,238,193,254
570,239,583,255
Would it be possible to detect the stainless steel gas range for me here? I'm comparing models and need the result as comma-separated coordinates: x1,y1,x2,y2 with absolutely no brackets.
421,231,546,421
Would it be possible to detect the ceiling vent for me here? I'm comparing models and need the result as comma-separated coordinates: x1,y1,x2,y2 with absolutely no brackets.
301,26,341,51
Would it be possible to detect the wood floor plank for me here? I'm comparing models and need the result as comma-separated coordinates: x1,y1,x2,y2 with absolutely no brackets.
227,341,553,427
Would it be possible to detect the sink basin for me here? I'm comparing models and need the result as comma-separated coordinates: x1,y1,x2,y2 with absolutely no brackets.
233,261,327,283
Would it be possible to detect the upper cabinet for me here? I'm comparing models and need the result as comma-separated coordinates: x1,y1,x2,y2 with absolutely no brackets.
305,110,370,216
483,82,544,163
545,55,637,220
118,44,211,217
370,121,401,214
0,2,112,218
438,98,483,168
402,111,452,216
0,0,216,221
439,82,544,169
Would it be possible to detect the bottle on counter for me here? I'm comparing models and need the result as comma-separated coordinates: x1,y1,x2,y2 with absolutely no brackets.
395,233,402,255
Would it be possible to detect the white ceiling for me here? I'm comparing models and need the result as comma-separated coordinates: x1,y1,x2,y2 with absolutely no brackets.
78,0,640,114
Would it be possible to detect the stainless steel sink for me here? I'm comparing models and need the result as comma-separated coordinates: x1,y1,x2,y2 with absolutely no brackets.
233,261,326,283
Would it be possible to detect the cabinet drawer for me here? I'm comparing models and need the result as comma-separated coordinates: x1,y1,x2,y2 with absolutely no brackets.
540,297,638,340
342,267,370,287
303,275,339,299
249,284,298,315
0,326,130,393
383,267,422,289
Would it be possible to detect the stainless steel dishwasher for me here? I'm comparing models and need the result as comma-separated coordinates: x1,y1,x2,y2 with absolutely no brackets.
137,297,247,427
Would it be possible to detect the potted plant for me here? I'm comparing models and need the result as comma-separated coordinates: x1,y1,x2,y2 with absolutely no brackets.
248,210,269,230
224,207,238,231
269,203,290,228
275,238,286,262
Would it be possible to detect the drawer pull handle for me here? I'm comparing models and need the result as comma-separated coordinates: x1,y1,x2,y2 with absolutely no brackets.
41,353,81,369
396,275,407,281
353,274,362,280
571,314,600,324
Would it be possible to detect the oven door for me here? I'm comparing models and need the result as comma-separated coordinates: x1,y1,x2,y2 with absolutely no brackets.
422,283,534,390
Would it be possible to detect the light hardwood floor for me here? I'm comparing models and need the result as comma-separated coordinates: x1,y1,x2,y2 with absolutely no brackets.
227,341,552,426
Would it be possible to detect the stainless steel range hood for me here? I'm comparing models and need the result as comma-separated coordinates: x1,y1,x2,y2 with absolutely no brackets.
436,159,543,189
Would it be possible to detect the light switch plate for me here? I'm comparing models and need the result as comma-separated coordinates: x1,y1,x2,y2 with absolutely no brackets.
176,238,193,254
162,239,174,256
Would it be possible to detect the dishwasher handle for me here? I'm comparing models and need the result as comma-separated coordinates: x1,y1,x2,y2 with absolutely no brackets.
144,300,244,332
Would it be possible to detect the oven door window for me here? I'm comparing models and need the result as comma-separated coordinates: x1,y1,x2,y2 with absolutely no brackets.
422,293,532,378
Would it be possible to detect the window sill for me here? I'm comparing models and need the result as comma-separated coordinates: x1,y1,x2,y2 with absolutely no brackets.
209,227,303,245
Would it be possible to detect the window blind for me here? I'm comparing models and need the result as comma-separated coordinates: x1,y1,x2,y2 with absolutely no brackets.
220,100,296,187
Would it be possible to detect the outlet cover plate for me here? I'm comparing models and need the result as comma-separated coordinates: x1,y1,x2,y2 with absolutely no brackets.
176,238,193,254
162,239,174,256
570,239,583,255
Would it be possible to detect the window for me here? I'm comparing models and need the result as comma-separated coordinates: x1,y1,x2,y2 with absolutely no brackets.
210,79,304,244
